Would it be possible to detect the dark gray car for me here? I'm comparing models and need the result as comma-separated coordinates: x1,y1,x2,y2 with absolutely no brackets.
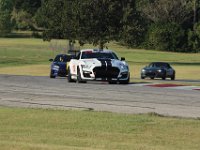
141,62,175,80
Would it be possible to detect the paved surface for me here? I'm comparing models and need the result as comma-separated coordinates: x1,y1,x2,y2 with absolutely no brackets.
0,74,200,118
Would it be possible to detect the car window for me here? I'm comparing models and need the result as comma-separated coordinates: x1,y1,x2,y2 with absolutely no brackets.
54,55,71,62
148,63,153,67
154,63,171,68
76,53,81,59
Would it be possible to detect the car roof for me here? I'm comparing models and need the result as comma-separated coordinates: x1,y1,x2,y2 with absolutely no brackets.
80,49,113,53
56,54,71,56
151,62,170,64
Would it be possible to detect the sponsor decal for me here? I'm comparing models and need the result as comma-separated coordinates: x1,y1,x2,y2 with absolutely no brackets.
72,64,76,72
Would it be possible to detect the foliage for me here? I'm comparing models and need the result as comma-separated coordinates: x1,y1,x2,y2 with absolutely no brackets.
12,0,41,30
138,0,194,24
36,0,78,42
36,0,125,49
0,0,13,33
14,0,41,15
188,23,200,52
77,0,123,48
1,0,200,52
120,0,147,47
145,23,186,52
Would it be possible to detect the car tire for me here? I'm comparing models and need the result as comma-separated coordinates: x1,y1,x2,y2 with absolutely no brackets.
77,68,86,83
67,68,75,82
162,71,167,80
141,76,145,79
50,70,55,78
150,77,154,80
171,75,175,80
119,79,129,84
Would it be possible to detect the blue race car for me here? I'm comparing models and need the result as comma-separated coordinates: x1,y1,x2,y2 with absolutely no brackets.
49,54,74,78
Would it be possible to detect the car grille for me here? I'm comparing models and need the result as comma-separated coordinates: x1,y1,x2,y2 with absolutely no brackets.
121,72,128,78
145,72,156,76
93,67,120,78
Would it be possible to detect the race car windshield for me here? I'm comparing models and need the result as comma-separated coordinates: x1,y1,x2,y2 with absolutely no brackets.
153,63,171,68
54,55,71,62
81,52,118,59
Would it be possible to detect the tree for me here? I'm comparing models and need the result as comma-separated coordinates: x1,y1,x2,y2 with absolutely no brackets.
37,0,126,49
137,0,200,52
12,0,41,30
188,22,200,52
0,0,13,34
14,0,41,15
120,0,147,47
138,0,194,24
77,0,123,49
145,22,185,52
36,0,78,41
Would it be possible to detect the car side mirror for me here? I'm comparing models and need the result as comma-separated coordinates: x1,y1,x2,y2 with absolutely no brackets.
121,57,125,61
49,59,53,62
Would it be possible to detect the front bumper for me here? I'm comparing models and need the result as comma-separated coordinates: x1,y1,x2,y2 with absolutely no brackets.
141,71,166,78
51,68,67,77
81,66,129,81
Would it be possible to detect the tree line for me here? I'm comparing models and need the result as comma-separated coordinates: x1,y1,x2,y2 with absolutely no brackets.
0,0,200,52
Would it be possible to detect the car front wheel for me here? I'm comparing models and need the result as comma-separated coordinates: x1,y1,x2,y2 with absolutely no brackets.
119,80,129,84
77,68,86,83
50,70,55,78
119,77,130,84
67,68,75,82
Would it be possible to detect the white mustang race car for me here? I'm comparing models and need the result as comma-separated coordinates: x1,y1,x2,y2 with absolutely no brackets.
67,49,130,84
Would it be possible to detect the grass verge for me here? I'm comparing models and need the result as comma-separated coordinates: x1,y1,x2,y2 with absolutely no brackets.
0,38,200,82
0,107,200,150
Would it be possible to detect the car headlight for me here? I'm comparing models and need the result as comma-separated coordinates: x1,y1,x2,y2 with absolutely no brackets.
120,64,128,70
142,69,146,72
158,69,162,72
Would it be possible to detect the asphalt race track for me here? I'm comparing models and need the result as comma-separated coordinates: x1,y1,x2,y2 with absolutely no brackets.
0,74,200,118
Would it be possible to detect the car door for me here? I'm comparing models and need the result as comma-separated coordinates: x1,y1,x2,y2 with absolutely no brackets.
69,53,81,76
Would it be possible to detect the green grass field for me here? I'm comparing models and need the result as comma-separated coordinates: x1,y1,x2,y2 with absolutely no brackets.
0,38,200,81
1,38,200,149
0,107,200,150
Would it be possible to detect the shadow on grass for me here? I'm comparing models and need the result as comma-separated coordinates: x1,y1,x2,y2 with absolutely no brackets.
0,32,42,38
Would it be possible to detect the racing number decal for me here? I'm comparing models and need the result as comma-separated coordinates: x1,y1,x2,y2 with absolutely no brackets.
72,64,76,73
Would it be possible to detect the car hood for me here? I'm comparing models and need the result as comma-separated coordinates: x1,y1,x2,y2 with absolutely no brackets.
81,58,128,68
